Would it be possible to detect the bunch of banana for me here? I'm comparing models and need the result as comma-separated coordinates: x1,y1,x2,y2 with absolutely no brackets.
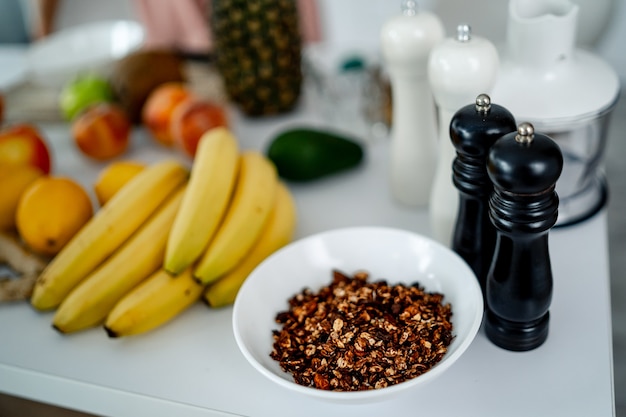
102,177,295,338
52,185,187,333
99,130,292,336
31,160,189,311
31,126,298,338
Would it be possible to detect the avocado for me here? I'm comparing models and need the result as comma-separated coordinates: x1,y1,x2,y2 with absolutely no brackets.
266,128,364,181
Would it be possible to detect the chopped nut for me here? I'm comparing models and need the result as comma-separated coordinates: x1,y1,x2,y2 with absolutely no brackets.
270,270,454,391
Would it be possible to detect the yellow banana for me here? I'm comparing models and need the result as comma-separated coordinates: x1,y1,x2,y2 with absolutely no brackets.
104,267,204,337
203,181,297,308
52,184,187,333
164,127,239,275
31,160,188,311
194,150,278,285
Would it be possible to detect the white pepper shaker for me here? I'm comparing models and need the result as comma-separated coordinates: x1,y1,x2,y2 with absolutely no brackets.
380,0,444,207
427,24,499,246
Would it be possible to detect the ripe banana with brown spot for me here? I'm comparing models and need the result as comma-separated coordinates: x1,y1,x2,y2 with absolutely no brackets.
103,267,204,337
31,160,188,311
164,127,239,275
194,150,278,285
203,181,297,308
52,184,187,333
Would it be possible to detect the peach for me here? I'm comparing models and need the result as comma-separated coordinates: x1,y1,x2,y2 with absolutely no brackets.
0,123,52,174
142,82,194,147
72,103,131,161
170,99,228,158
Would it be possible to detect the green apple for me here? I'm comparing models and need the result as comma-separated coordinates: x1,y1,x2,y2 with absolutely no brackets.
59,74,116,121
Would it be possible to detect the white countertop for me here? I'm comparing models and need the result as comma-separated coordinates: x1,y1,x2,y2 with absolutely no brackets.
0,91,615,417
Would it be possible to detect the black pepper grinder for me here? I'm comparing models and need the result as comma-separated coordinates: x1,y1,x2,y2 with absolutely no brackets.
485,122,563,351
450,94,517,296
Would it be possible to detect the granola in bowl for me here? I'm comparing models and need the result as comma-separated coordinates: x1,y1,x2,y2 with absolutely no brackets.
271,270,454,391
232,226,482,403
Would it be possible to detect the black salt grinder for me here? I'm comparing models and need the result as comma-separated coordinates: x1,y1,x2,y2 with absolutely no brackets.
450,94,517,296
485,122,563,351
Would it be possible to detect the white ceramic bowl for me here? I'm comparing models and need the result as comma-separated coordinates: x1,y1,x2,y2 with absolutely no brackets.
232,226,483,403
26,20,144,88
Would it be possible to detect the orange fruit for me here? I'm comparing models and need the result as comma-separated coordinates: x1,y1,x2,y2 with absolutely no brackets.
142,82,194,147
16,176,93,256
94,160,146,206
0,164,44,231
71,103,131,160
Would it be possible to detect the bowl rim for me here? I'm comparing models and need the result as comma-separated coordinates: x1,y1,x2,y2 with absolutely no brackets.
232,226,484,402
25,20,145,86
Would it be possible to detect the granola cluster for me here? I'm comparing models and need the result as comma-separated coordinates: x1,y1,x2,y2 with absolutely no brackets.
270,270,454,391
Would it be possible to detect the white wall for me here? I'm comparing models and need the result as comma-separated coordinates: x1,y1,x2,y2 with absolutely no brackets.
315,0,625,88
596,0,626,88
49,0,137,28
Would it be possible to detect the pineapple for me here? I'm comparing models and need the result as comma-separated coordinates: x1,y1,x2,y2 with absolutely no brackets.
211,0,303,116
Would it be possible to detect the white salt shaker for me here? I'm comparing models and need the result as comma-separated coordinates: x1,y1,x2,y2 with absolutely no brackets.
380,0,444,207
427,24,499,246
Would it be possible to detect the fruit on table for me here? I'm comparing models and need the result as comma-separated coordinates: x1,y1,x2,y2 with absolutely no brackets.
0,123,52,174
52,185,187,333
111,50,186,123
164,127,239,275
266,127,364,181
194,150,278,284
0,165,44,231
203,180,296,308
71,103,131,161
16,176,93,256
211,0,302,116
104,267,204,338
169,98,228,158
100,184,298,335
141,82,195,147
93,160,145,206
33,127,300,335
30,160,188,311
59,73,116,121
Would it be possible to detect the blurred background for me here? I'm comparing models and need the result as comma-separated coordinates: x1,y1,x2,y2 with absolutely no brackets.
0,0,624,415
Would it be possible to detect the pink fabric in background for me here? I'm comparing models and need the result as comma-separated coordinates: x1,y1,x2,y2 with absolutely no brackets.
133,0,212,54
134,0,322,55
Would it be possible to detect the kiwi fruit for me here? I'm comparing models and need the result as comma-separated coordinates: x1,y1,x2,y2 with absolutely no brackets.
110,50,186,123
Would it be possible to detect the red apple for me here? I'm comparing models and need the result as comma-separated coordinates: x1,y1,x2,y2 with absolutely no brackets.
170,99,228,158
0,123,52,174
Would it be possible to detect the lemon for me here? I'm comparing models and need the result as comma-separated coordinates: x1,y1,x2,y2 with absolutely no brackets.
94,161,146,206
16,177,93,256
